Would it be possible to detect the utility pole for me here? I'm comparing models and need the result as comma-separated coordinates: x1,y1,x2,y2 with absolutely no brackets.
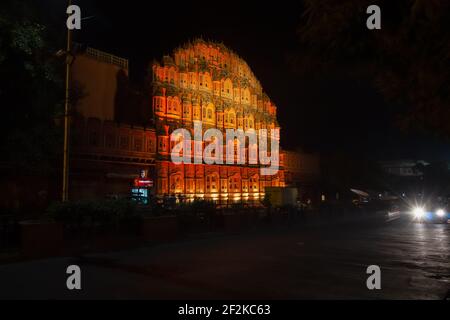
62,0,72,202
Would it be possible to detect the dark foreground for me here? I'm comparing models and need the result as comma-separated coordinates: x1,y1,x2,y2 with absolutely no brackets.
0,216,449,299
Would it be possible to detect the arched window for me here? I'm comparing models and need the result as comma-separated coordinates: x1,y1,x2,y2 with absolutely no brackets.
154,96,164,113
242,88,250,103
167,97,173,113
193,105,200,119
228,112,235,125
183,103,191,118
170,174,183,193
169,69,175,84
206,103,215,121
158,136,168,153
173,97,181,115
223,79,233,97
206,173,219,193
249,175,259,192
204,73,211,88
190,73,197,88
228,174,240,193
245,115,254,130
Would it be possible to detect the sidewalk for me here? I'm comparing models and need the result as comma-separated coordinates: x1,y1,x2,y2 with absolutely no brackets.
0,209,397,265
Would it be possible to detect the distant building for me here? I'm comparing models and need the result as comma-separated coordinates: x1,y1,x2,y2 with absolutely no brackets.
71,46,129,121
70,46,156,200
282,151,321,202
379,160,429,177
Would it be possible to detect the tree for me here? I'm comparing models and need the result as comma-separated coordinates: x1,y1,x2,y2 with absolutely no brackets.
0,0,64,173
294,0,450,138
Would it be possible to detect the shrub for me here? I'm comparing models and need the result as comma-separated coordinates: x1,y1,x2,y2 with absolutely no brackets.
46,199,138,231
175,199,215,217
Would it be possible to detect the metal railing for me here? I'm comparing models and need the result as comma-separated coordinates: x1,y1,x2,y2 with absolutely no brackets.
85,47,129,70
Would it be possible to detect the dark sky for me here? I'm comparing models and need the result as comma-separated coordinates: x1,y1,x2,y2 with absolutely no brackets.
43,0,448,161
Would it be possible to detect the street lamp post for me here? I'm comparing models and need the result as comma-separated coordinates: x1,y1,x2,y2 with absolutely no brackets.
62,0,73,202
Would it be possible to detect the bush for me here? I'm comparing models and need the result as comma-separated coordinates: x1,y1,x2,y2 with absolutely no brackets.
175,199,215,217
229,202,246,210
175,199,217,231
46,199,138,231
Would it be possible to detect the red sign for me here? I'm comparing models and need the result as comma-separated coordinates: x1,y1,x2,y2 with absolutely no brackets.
134,178,153,187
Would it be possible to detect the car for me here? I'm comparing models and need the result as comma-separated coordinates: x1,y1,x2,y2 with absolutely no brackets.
410,198,449,223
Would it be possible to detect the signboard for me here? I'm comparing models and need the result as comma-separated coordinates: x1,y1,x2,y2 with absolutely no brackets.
133,169,153,188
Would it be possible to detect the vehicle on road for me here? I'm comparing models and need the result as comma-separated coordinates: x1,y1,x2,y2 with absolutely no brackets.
410,197,449,224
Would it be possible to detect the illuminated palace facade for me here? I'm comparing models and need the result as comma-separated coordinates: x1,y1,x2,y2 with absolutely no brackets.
151,40,284,203
68,41,319,205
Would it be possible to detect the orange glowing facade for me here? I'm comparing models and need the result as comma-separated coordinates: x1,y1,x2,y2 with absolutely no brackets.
68,41,320,204
151,39,284,204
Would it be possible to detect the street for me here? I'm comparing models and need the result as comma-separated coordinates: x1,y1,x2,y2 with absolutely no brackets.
0,216,449,299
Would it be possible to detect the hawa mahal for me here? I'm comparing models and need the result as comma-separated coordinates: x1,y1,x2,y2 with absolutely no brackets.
152,39,283,204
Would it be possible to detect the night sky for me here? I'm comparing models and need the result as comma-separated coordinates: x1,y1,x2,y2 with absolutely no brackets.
42,0,449,161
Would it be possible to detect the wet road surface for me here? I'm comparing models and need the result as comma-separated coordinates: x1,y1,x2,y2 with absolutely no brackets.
0,216,449,299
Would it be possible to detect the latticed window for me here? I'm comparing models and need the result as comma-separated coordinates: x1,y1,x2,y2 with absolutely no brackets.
206,174,218,192
154,97,164,113
167,98,172,113
170,175,182,193
147,138,155,153
250,176,259,191
158,137,167,152
183,105,190,117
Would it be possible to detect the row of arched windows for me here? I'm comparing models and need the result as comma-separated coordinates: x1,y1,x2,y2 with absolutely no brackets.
154,96,181,116
166,173,260,194
173,45,259,85
154,66,258,106
155,97,265,130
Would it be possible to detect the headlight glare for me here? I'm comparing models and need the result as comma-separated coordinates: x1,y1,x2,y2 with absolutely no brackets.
436,209,445,217
413,207,425,218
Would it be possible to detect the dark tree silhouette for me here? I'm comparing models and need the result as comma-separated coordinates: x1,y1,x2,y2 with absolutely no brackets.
294,0,450,138
0,0,65,173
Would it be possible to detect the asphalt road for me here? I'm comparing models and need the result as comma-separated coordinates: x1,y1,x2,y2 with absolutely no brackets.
0,215,449,299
